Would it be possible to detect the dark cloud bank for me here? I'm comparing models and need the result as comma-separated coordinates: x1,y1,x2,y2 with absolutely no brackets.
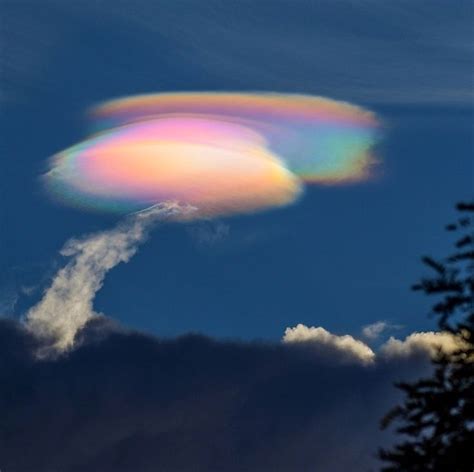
0,318,432,472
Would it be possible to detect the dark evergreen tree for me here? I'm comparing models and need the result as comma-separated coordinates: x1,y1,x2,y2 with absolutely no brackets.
379,202,474,472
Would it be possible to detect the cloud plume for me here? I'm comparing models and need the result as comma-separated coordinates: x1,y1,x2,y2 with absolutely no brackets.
25,203,185,354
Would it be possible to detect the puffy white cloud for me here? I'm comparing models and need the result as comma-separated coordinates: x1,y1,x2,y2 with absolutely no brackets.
283,324,470,365
380,331,467,359
283,324,375,365
25,203,186,355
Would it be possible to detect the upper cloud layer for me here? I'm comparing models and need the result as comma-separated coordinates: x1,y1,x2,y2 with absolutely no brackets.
2,1,472,106
44,93,379,217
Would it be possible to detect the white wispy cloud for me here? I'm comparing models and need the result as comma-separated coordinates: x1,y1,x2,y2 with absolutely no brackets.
2,1,472,105
25,203,187,355
187,221,230,247
67,0,474,105
362,321,388,339
362,320,402,340
0,287,19,316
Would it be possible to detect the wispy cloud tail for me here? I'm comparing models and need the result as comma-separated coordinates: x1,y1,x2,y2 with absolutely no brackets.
25,202,185,356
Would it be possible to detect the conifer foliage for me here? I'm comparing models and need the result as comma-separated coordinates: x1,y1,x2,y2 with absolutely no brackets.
379,202,474,471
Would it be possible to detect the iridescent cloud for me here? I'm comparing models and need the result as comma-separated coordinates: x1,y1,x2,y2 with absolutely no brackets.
44,92,380,218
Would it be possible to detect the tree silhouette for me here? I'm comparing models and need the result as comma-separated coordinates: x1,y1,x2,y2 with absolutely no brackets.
379,202,474,472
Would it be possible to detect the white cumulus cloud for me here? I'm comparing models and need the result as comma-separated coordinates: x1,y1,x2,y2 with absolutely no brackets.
380,331,467,359
282,324,470,366
283,324,375,365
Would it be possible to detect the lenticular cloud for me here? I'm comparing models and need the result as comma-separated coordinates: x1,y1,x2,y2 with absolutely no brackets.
44,92,380,218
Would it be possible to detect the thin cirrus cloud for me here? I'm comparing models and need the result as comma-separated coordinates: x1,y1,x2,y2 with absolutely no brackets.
98,0,474,105
2,1,472,106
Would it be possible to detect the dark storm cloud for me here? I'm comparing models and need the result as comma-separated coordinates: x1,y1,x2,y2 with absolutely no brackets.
0,318,431,472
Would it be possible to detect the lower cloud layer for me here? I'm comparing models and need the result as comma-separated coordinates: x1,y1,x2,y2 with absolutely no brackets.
0,317,431,472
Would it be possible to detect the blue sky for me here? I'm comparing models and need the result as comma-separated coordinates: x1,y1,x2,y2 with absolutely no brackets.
1,0,472,342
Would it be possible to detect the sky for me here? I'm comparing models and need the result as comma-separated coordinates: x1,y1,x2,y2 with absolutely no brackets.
0,1,473,471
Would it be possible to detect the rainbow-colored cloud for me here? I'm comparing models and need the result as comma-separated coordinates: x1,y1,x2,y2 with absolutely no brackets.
44,92,380,218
